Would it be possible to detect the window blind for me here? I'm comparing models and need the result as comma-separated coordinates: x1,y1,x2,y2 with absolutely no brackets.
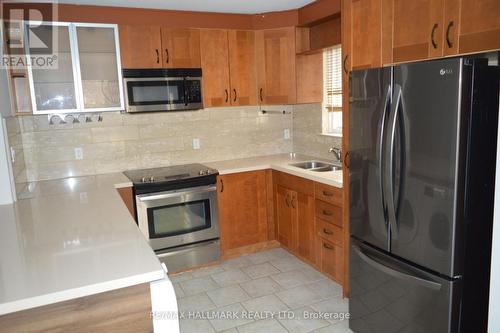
323,46,342,111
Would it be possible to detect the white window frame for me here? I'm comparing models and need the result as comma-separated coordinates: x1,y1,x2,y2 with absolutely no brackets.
25,21,124,115
322,45,343,137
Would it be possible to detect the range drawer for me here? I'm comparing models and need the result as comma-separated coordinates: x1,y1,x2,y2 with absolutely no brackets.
317,219,343,246
315,200,342,227
315,182,342,206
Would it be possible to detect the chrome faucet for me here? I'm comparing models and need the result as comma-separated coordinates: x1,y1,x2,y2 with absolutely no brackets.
329,147,342,163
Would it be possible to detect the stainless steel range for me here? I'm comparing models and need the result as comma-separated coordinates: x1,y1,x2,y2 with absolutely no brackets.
123,164,220,272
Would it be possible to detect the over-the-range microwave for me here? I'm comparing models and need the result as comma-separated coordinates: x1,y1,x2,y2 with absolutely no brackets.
123,68,203,113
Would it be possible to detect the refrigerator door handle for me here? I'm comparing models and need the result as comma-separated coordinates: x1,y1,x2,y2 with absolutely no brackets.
385,84,402,238
353,245,442,291
379,85,391,227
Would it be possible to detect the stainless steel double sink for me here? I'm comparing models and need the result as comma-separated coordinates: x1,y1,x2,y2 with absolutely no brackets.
289,161,342,172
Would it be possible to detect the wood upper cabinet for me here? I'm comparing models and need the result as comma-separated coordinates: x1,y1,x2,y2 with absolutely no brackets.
347,0,382,70
119,25,162,68
160,28,201,68
255,27,297,104
200,29,231,107
453,0,500,55
227,30,257,106
382,0,445,63
296,52,323,104
217,171,269,252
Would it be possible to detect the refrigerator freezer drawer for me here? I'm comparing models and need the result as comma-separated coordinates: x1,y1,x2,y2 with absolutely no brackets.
349,239,461,333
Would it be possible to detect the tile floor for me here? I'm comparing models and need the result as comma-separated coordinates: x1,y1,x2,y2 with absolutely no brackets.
169,247,353,333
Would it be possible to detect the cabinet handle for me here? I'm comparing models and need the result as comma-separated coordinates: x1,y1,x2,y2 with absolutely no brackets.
233,89,237,102
344,151,350,169
165,48,169,63
431,23,438,49
322,210,333,216
446,21,454,48
285,194,290,207
220,179,224,193
259,88,263,102
225,89,229,103
291,195,296,209
343,54,349,74
323,243,334,250
155,49,160,63
322,190,333,197
323,228,334,235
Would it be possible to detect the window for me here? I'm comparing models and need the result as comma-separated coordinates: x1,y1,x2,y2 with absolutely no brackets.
322,46,343,136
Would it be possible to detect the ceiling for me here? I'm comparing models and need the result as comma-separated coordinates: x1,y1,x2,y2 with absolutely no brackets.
53,0,317,14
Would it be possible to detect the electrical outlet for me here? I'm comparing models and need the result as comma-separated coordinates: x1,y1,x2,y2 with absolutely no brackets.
284,129,290,140
74,147,83,160
192,138,200,150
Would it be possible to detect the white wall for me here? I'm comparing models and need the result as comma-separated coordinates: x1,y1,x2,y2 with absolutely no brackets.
488,102,500,332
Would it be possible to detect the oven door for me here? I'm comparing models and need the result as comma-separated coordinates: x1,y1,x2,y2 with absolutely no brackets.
124,77,186,112
136,185,219,251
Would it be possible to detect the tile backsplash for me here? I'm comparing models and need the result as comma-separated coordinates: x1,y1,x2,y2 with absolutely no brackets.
5,103,342,186
9,105,293,182
293,103,342,161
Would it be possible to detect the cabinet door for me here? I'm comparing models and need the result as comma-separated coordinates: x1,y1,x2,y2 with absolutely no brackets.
454,0,500,55
28,24,78,112
161,28,201,68
119,25,162,68
276,186,295,251
228,30,257,106
75,25,123,110
200,29,231,107
390,0,445,63
218,171,268,251
295,192,316,264
255,27,296,104
350,0,382,70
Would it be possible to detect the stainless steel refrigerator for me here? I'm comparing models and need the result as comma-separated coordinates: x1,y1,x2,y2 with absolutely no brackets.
349,57,500,333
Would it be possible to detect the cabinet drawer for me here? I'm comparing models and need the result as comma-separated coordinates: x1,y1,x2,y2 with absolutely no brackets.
319,239,343,283
315,200,342,227
274,171,314,196
316,219,343,246
315,182,342,206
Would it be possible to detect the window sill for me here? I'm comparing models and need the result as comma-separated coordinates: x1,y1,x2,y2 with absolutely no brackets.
319,132,343,138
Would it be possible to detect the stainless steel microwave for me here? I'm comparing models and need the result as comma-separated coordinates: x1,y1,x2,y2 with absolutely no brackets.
123,68,203,113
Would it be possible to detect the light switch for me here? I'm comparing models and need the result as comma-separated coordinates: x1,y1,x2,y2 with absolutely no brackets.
192,138,200,150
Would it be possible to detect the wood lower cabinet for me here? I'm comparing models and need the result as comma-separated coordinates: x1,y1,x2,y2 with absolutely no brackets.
217,171,269,252
256,27,297,104
119,25,162,68
117,186,135,219
295,192,316,263
319,238,344,283
276,185,297,251
161,28,201,68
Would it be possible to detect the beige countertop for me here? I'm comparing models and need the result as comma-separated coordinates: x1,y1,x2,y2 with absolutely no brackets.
207,153,343,188
0,173,164,315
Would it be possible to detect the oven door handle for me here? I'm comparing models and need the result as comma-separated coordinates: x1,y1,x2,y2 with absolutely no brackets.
137,185,217,202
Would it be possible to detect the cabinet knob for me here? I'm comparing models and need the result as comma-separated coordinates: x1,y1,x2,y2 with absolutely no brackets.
323,243,334,250
323,228,334,235
322,210,333,216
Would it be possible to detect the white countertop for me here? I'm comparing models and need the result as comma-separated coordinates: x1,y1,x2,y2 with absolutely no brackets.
0,173,164,315
206,153,343,188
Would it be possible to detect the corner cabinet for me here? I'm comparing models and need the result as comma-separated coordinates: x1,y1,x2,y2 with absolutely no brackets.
26,22,124,114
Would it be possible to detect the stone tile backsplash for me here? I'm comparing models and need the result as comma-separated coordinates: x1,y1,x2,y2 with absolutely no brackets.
9,105,293,182
5,103,342,186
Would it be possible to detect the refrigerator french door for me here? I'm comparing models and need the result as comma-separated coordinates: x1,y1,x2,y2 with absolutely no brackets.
349,57,500,333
